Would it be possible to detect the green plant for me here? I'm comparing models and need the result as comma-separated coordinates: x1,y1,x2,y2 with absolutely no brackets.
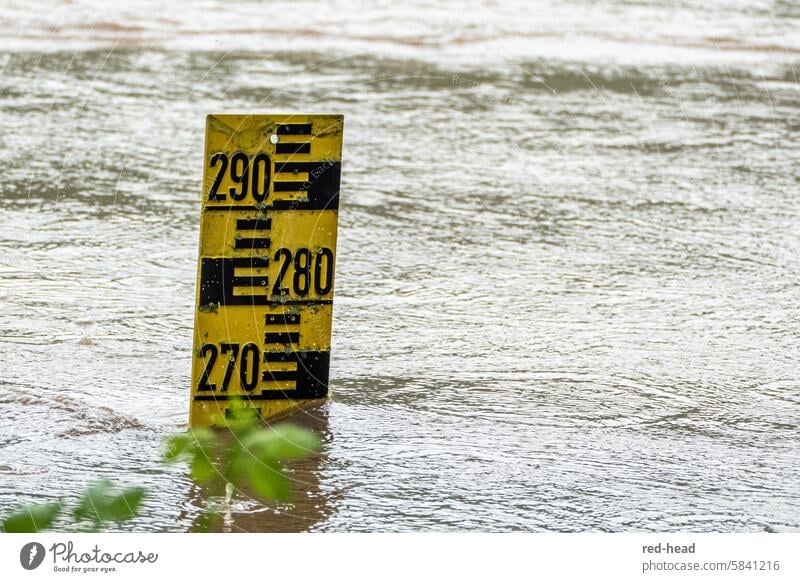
1,501,62,533
73,480,146,531
1,481,145,533
164,405,322,530
165,422,321,503
1,405,321,533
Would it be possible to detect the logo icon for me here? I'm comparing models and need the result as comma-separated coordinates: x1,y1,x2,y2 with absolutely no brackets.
20,542,46,570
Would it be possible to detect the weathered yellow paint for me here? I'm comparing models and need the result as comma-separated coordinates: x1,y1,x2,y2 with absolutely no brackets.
200,210,339,268
190,114,343,427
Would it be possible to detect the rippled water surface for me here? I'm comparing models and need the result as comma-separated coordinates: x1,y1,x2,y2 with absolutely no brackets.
1,0,799,532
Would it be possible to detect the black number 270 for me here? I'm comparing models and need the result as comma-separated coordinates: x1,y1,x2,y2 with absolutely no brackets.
197,342,260,392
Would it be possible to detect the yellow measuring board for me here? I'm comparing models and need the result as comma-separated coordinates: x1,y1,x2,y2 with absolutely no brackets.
189,114,343,427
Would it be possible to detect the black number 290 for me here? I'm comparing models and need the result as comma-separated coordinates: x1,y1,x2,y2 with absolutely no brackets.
208,152,271,203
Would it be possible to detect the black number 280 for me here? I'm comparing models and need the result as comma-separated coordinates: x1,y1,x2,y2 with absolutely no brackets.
208,152,270,202
272,247,334,296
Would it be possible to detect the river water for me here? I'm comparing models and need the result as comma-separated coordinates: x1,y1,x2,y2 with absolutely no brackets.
1,0,799,532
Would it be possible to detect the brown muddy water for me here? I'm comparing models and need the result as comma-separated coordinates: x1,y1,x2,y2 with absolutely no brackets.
0,0,799,531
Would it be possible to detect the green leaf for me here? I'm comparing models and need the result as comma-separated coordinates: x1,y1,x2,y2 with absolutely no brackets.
164,428,216,463
189,427,217,446
223,401,261,433
164,433,192,461
1,501,61,533
73,480,145,525
166,422,320,505
105,487,145,521
247,426,313,460
74,480,113,523
243,424,322,461
190,453,216,483
244,459,293,503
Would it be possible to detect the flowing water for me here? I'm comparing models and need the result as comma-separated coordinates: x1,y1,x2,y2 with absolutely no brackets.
1,0,799,532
